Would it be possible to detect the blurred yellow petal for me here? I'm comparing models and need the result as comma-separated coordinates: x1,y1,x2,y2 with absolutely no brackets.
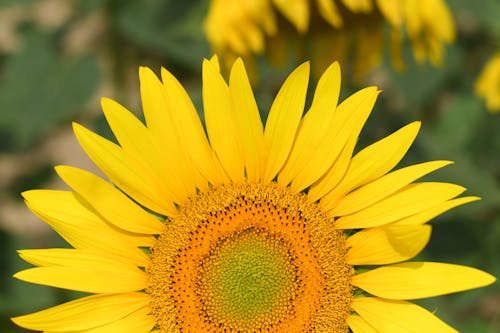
353,24,383,79
353,262,496,300
475,53,500,113
390,28,405,71
311,32,350,77
402,1,422,41
347,224,431,265
273,0,309,33
316,0,343,27
351,297,458,332
342,0,372,12
424,0,455,42
204,0,455,78
376,0,402,26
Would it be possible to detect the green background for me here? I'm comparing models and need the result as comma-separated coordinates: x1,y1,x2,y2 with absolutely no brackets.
0,0,498,332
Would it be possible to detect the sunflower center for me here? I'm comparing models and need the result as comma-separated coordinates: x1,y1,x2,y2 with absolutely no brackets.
198,228,298,330
148,182,353,332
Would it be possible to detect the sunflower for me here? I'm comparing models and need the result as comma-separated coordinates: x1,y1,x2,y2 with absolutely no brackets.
204,0,456,78
13,58,495,332
475,52,500,113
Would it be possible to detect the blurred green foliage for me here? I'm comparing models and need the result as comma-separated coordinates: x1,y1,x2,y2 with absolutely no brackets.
0,30,100,151
0,0,498,332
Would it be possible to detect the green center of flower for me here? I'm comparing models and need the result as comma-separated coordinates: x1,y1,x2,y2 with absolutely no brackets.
197,228,298,330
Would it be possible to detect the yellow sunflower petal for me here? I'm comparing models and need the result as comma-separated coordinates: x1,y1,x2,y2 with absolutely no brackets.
320,121,421,210
209,54,221,70
346,224,431,265
394,196,480,225
139,66,173,138
18,248,138,267
352,262,496,300
56,166,165,235
22,190,149,267
73,122,177,216
332,160,452,216
351,297,458,332
229,58,264,181
160,67,227,185
263,62,310,182
101,97,197,203
68,307,155,333
347,314,378,333
139,67,202,202
308,134,357,202
123,233,156,248
11,293,149,332
203,58,245,181
335,182,465,229
14,264,146,294
278,61,341,187
291,86,378,192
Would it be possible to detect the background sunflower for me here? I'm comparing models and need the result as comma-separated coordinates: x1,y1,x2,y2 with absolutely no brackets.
0,0,499,332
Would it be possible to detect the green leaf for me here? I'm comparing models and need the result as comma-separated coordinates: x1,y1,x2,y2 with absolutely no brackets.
449,0,500,37
0,0,34,7
385,43,462,110
0,231,57,314
0,30,100,151
113,0,209,68
434,93,484,148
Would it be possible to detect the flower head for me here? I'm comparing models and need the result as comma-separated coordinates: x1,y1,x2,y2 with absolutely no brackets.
476,53,500,112
13,57,495,332
204,0,456,78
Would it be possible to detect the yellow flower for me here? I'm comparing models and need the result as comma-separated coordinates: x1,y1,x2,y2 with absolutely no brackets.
204,0,456,78
13,58,494,332
475,53,500,113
